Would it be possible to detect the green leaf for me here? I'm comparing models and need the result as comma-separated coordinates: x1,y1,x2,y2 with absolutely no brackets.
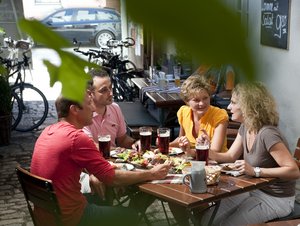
18,19,70,50
44,50,95,103
18,19,99,102
126,0,255,80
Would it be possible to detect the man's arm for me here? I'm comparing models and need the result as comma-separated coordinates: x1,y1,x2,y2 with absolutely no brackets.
109,163,170,187
116,133,137,149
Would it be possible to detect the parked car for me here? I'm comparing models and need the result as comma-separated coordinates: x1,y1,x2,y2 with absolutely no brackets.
40,7,121,47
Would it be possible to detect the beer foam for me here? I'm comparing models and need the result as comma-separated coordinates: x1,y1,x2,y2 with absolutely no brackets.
196,144,209,150
140,131,152,136
98,137,111,142
159,132,170,137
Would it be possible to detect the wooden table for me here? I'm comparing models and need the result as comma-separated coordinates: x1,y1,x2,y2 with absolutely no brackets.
131,78,184,126
131,77,184,107
138,174,277,225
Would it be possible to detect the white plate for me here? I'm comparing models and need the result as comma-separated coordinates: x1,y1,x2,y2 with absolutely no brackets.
110,150,118,158
169,147,184,155
219,163,242,177
115,163,134,171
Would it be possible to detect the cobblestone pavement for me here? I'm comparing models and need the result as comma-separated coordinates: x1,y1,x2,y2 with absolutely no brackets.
0,101,178,226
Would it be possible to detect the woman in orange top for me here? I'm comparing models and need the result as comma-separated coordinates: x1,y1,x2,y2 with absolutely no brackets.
170,75,229,155
169,74,229,226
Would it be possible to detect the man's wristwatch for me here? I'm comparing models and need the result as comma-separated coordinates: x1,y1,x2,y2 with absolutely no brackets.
254,167,261,177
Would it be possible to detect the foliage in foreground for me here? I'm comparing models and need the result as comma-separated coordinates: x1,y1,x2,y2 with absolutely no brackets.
18,0,255,102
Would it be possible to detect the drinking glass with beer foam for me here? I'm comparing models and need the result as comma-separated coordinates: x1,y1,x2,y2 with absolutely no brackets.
98,134,111,159
195,139,210,165
139,127,152,153
157,128,170,155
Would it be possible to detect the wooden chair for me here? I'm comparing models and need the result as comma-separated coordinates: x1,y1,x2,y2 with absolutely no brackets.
15,165,62,226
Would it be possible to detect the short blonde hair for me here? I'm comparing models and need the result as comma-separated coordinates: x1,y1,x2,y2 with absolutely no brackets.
232,82,279,132
180,75,211,103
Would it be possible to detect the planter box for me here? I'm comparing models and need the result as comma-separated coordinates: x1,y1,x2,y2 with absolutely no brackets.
0,114,11,146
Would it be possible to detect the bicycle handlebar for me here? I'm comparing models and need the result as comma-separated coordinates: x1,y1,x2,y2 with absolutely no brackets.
0,52,30,77
106,37,135,48
73,48,98,58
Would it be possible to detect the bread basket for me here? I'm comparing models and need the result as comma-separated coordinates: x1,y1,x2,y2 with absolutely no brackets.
205,165,221,185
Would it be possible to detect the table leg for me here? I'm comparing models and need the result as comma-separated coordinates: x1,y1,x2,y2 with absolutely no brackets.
188,201,220,226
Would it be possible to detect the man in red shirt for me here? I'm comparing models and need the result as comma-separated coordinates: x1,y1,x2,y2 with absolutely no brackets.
30,92,170,226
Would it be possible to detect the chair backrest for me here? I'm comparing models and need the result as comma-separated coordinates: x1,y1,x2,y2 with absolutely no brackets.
293,138,300,168
15,165,62,226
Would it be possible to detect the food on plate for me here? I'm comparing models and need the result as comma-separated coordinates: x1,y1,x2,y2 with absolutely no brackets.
169,147,184,155
169,159,191,174
113,149,190,170
221,163,237,171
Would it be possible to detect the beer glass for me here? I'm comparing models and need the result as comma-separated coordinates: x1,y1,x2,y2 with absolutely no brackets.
173,65,181,87
98,134,111,159
195,139,210,165
139,127,152,153
157,128,170,154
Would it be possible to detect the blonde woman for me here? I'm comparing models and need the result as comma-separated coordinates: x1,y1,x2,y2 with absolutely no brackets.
203,82,300,225
170,75,229,155
169,75,229,226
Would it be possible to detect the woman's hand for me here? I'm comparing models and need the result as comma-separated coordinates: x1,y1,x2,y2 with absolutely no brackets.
178,136,190,151
196,129,210,145
234,160,254,176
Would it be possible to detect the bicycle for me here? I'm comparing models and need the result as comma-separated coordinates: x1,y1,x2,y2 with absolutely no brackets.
73,38,139,102
0,40,49,132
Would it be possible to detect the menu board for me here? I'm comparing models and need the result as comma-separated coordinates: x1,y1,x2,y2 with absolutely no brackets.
261,0,290,49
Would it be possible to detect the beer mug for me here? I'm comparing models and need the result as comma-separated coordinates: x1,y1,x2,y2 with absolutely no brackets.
182,161,207,193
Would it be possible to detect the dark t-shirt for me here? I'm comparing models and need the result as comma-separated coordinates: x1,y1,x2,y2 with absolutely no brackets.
239,124,295,197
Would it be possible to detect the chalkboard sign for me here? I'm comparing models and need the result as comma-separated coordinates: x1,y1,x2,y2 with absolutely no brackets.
261,0,290,49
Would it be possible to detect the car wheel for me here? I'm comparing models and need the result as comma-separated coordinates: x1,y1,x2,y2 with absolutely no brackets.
95,31,115,47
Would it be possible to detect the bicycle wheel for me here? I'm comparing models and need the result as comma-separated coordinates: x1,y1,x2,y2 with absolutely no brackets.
112,73,135,102
11,92,22,130
11,83,49,132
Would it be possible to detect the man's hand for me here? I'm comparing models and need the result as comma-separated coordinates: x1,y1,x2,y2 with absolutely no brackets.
149,162,171,180
89,174,106,200
131,139,140,151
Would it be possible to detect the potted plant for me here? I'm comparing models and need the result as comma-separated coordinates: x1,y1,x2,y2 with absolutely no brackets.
0,73,12,146
0,27,12,145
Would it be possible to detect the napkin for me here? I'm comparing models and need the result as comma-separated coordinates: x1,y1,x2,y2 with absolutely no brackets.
222,170,242,177
148,174,183,184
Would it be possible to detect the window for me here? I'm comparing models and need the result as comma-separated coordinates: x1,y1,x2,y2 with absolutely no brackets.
49,10,72,23
76,10,96,21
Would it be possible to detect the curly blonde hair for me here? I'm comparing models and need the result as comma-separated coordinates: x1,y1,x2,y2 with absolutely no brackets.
232,82,279,133
180,75,211,103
